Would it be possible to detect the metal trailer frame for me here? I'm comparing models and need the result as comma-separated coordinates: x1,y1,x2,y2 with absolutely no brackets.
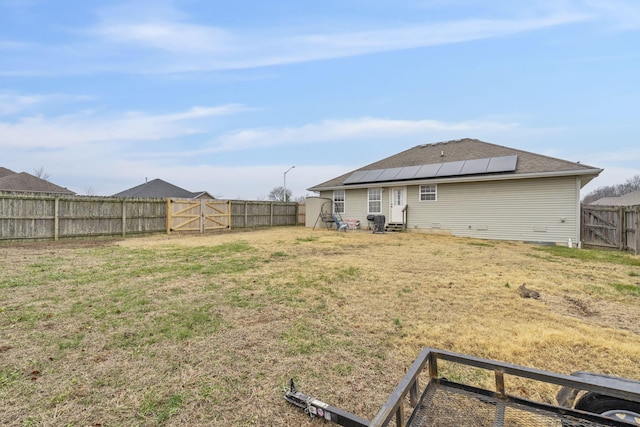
285,347,640,427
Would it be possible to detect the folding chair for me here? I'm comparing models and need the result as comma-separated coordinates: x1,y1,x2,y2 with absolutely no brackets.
332,214,349,232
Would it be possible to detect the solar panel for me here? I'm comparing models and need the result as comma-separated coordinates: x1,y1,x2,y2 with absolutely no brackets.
436,160,465,177
360,169,385,182
394,165,422,180
377,167,403,181
486,155,518,173
343,170,368,184
343,155,518,185
460,158,490,175
414,163,442,179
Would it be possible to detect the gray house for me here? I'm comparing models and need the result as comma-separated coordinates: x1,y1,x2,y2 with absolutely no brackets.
308,138,602,244
112,179,214,199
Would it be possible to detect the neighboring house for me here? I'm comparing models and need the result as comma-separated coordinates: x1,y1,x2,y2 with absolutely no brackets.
112,178,215,199
308,138,602,244
589,190,640,207
0,167,16,178
0,167,76,195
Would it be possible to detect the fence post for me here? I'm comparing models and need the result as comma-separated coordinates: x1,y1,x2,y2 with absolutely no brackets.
270,202,274,226
619,206,625,251
54,197,59,241
244,201,248,229
200,199,205,234
166,198,172,234
636,206,640,255
122,200,127,237
580,205,584,246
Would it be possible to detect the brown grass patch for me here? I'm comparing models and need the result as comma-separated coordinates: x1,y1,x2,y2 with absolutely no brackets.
1,228,639,426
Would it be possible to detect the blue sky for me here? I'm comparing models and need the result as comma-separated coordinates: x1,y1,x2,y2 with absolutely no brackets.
1,0,639,199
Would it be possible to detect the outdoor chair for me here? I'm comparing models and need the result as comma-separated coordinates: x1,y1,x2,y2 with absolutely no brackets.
332,214,349,232
319,211,334,229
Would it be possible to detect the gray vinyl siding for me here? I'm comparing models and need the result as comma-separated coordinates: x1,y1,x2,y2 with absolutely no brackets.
406,176,580,243
320,189,389,226
319,176,580,243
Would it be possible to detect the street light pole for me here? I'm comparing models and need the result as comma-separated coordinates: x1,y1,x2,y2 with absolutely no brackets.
283,166,295,202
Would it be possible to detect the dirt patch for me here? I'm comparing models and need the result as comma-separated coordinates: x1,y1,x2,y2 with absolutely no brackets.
563,295,598,317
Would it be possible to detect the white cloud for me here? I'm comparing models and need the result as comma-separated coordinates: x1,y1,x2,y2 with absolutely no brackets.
586,0,640,30
92,22,233,54
210,117,520,153
0,94,45,115
0,4,592,76
0,92,93,116
0,39,29,50
89,11,589,73
0,104,247,148
6,1,640,76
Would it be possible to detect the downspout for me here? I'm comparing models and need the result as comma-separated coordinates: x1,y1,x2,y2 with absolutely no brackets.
402,204,408,230
576,178,582,247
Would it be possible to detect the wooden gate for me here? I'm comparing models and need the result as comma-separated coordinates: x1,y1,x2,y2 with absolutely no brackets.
167,199,231,233
581,205,639,254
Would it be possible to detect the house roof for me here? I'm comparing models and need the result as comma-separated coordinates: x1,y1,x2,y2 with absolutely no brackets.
0,171,76,194
590,189,640,206
0,167,16,178
308,138,602,191
112,178,213,199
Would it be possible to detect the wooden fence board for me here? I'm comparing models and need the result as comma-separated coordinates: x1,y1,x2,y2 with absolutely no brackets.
626,207,639,254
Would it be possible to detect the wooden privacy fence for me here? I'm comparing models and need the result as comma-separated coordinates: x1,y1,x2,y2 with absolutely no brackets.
229,200,300,229
166,199,301,232
0,195,166,240
581,205,639,254
0,194,303,241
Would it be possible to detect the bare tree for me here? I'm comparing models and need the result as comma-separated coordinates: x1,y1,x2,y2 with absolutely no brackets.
619,174,640,195
582,174,640,204
268,186,292,202
33,166,50,181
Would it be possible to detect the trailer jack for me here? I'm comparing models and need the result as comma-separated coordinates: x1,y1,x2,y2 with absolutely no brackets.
284,379,370,427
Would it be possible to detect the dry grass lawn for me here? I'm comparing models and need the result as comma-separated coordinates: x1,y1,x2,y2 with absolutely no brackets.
1,227,640,426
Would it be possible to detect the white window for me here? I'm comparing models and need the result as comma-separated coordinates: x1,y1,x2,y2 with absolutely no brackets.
333,190,345,213
368,188,382,213
420,185,437,201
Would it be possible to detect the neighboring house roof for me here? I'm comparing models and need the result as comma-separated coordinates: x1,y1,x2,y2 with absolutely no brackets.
190,191,216,199
0,171,76,195
308,138,602,191
0,167,16,178
590,189,640,206
112,178,214,199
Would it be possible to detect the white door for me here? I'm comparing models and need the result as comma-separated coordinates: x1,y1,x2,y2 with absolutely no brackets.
390,187,406,223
